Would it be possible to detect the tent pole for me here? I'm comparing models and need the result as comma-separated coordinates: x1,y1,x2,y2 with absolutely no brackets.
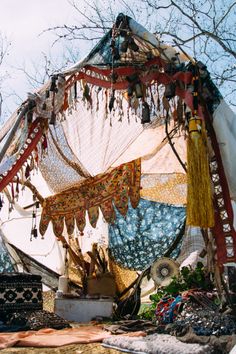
0,103,32,164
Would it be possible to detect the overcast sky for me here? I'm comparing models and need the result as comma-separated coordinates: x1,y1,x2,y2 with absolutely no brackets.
0,0,87,121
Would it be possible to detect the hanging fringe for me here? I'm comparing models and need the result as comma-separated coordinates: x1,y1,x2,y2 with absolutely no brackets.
187,117,214,227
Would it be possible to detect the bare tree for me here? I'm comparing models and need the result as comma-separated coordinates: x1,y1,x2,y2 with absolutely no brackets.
46,0,236,108
146,0,236,107
0,34,11,123
16,44,80,91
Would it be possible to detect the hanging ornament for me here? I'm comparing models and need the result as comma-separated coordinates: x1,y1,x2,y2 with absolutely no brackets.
109,90,116,112
30,198,40,241
74,82,77,100
141,102,151,124
25,164,31,179
82,82,92,105
11,183,15,201
164,82,176,99
0,194,3,210
49,111,56,125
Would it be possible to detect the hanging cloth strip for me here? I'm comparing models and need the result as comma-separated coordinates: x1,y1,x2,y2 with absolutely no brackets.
39,159,141,238
108,199,186,270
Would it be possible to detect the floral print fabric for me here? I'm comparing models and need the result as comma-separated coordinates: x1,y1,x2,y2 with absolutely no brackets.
108,199,186,270
0,238,14,273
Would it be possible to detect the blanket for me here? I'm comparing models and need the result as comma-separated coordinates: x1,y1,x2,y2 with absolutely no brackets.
0,325,145,349
0,326,111,349
102,333,212,354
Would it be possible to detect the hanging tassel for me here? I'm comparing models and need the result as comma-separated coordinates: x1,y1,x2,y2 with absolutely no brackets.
109,90,116,112
186,117,214,227
0,195,3,210
16,175,20,196
30,201,39,240
25,163,31,179
11,183,15,201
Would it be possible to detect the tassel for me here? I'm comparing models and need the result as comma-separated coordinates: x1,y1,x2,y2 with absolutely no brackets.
186,117,214,227
11,183,15,201
16,175,20,194
25,164,30,179
109,90,116,112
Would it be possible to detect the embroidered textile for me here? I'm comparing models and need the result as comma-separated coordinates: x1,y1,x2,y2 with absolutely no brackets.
0,273,43,317
39,159,141,238
108,199,186,270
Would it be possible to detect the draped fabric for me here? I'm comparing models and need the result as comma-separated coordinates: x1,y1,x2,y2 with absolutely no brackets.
39,124,88,194
61,92,144,177
108,199,186,270
39,159,141,238
0,236,14,273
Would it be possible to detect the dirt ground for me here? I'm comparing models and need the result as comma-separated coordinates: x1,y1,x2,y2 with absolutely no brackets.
0,343,122,354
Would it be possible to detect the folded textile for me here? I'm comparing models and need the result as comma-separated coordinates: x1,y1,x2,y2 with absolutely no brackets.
102,333,212,354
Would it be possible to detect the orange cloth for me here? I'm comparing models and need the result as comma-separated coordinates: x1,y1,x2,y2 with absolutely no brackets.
0,326,111,349
0,326,146,349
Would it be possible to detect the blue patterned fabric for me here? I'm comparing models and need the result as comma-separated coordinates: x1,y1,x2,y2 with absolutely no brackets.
108,199,186,270
0,238,14,273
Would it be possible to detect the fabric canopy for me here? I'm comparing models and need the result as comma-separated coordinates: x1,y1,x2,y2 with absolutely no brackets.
0,13,235,270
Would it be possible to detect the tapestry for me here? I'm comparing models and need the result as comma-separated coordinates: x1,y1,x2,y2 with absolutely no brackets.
39,159,141,238
108,199,186,270
0,273,43,318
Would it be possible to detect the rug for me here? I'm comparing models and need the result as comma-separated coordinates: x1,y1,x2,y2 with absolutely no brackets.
102,333,212,354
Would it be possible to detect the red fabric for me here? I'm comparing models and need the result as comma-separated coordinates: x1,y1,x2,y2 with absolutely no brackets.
0,119,43,193
65,66,193,92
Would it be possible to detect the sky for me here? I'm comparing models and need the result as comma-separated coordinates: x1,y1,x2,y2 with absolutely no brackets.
0,0,88,121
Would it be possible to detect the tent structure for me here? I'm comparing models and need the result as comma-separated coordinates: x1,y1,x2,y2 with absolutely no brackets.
0,13,236,293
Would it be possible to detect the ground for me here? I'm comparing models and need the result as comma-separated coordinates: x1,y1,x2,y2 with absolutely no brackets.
0,343,122,354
